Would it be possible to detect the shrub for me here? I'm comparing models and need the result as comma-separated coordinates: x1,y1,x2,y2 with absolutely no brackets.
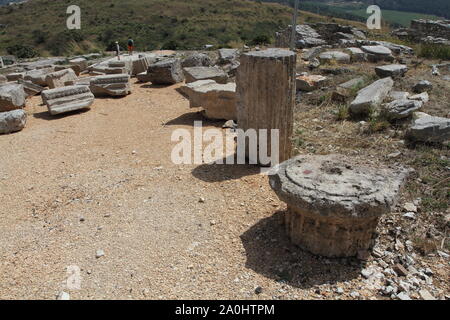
417,43,450,60
6,45,38,58
251,34,271,45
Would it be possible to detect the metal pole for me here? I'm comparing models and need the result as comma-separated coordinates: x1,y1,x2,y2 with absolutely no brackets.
290,0,299,51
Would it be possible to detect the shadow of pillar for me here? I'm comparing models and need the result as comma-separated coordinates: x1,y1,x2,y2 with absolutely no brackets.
240,210,365,289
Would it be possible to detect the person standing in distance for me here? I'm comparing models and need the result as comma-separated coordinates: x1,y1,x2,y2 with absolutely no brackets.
127,38,134,55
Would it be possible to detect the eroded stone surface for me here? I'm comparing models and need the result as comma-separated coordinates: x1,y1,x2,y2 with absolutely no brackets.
296,74,328,92
182,53,212,67
407,114,450,143
318,51,350,64
0,109,27,134
45,68,78,89
269,154,410,257
184,66,228,84
350,77,394,115
147,59,184,85
375,64,408,78
218,49,239,65
24,67,55,86
179,79,216,98
41,85,94,115
383,99,423,120
189,82,237,120
89,74,131,96
0,83,26,112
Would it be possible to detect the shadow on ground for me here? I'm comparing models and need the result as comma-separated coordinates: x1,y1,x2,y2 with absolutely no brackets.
33,108,90,120
165,111,224,128
192,156,261,182
240,210,364,289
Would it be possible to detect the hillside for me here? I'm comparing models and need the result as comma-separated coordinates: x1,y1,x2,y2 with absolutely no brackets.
260,0,448,26
0,0,298,57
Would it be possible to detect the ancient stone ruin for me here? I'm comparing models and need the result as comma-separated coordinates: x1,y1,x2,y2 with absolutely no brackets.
275,23,366,49
41,85,95,115
89,74,131,97
237,48,296,165
269,155,410,257
393,19,450,45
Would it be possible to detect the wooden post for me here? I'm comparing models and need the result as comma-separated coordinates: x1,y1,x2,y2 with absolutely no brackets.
236,48,296,166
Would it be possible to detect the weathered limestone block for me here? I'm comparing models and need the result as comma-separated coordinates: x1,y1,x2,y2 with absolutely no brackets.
350,77,394,115
132,55,155,75
18,79,45,97
331,77,365,102
136,72,152,83
389,91,410,101
189,82,237,120
222,60,240,77
0,83,26,112
184,66,228,84
182,52,212,68
361,45,394,62
89,74,131,97
109,60,132,75
218,49,239,65
375,64,408,78
41,85,94,115
413,80,433,93
0,109,27,134
0,75,7,84
318,51,350,64
269,154,410,257
301,47,324,61
179,79,216,98
409,92,429,103
237,48,296,165
24,67,55,86
407,114,450,143
344,47,366,62
147,59,184,85
69,57,88,74
45,68,78,89
296,74,328,92
383,99,423,120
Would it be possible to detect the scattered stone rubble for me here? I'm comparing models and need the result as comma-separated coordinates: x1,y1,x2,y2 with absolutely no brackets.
41,85,95,115
147,58,184,85
183,66,228,84
406,113,450,143
276,23,366,49
393,19,450,46
296,74,328,92
0,83,26,112
350,77,394,115
187,81,237,120
45,68,78,89
89,74,131,97
375,64,408,79
0,109,27,134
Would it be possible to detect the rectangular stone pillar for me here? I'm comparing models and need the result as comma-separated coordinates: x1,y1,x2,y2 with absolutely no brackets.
236,48,296,166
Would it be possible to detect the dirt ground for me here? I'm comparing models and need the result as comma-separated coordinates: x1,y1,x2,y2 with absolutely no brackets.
0,69,448,299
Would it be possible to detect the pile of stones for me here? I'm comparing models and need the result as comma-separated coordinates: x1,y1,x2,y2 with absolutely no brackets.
392,19,450,46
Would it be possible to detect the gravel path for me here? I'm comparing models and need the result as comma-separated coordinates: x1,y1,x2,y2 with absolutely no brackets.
0,80,297,299
2,79,446,300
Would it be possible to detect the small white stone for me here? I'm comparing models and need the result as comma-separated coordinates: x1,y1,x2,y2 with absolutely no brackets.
397,292,411,300
419,289,436,300
56,291,70,300
403,212,416,219
95,249,105,258
403,203,417,213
